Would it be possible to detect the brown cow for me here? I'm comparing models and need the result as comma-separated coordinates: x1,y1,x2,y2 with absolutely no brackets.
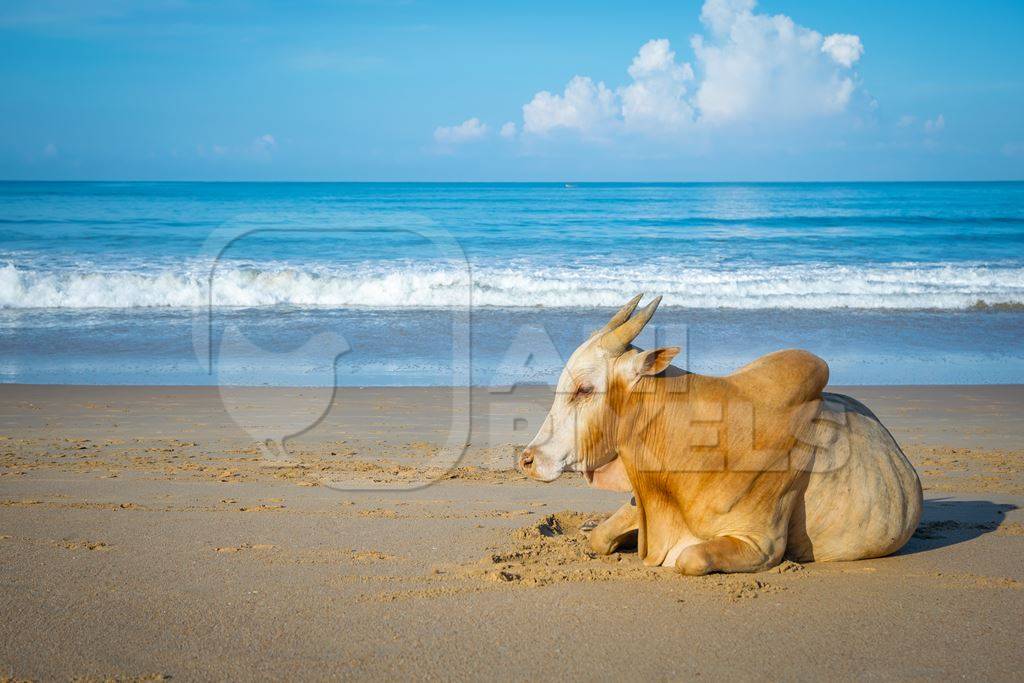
518,295,922,575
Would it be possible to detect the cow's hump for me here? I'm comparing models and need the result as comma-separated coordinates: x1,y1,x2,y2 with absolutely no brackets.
726,349,829,408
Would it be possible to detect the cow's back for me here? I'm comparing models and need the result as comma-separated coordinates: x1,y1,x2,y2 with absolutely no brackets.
786,393,923,562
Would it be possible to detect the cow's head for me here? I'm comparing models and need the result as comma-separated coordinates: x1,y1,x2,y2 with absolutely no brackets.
517,294,679,485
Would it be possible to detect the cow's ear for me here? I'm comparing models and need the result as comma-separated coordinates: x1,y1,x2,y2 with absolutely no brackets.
633,347,680,377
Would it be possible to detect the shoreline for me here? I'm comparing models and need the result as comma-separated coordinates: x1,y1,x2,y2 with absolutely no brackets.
7,305,1024,386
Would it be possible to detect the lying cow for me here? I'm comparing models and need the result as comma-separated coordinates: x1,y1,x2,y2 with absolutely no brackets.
517,294,922,575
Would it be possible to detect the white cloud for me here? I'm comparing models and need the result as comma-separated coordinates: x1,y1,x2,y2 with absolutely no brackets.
924,114,945,133
692,0,862,124
254,134,276,149
619,39,696,133
700,0,756,36
434,117,489,144
444,0,866,146
822,34,864,68
520,42,696,138
897,114,917,128
196,135,277,161
522,76,618,135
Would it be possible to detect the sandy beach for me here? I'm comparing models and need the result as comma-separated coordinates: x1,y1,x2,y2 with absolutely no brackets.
0,383,1021,680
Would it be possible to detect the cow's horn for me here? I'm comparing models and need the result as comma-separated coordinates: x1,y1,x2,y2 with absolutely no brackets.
600,295,662,355
593,293,644,337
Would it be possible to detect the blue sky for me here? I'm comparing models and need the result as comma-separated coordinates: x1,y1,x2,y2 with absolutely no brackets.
1,0,1022,181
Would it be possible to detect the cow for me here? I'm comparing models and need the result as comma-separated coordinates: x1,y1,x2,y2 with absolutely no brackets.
517,295,923,575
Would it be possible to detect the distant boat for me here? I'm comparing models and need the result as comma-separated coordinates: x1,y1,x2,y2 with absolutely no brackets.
564,183,575,188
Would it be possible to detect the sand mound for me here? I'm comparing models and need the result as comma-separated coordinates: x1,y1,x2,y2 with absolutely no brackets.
458,512,799,599
513,510,590,540
462,511,659,587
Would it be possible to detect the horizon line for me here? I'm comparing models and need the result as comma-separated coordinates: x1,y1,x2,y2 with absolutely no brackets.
3,179,1024,185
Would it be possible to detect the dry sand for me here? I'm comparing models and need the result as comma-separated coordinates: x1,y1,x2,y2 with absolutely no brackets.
0,384,1022,681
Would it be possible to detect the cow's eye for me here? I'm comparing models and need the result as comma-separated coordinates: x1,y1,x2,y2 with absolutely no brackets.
574,383,594,399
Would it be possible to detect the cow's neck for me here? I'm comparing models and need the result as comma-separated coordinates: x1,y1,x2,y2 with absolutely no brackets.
609,371,706,565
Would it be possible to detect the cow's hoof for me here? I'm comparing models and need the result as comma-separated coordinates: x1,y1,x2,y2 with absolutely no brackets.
676,547,713,576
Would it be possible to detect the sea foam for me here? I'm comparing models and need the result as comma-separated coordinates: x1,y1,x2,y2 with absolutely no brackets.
2,261,1022,310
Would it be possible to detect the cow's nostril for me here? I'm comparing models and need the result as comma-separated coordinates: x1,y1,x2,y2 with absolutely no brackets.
518,448,535,471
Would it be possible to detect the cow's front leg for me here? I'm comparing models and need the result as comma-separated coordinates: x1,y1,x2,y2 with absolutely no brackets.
675,534,781,575
588,500,639,555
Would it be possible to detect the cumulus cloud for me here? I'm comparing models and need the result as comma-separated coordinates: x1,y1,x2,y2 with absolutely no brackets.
449,0,866,146
692,0,862,124
699,0,756,35
619,39,695,133
433,117,489,144
522,76,618,135
821,34,864,68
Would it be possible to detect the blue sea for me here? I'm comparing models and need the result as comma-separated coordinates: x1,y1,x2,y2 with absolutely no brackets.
1,181,1022,386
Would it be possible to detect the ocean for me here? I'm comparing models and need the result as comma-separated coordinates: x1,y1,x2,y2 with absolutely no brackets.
1,181,1022,386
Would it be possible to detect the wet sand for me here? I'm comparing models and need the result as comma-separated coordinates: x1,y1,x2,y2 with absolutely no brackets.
1,384,1022,680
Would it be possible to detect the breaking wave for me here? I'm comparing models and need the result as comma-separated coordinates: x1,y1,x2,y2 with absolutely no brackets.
2,261,1023,311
